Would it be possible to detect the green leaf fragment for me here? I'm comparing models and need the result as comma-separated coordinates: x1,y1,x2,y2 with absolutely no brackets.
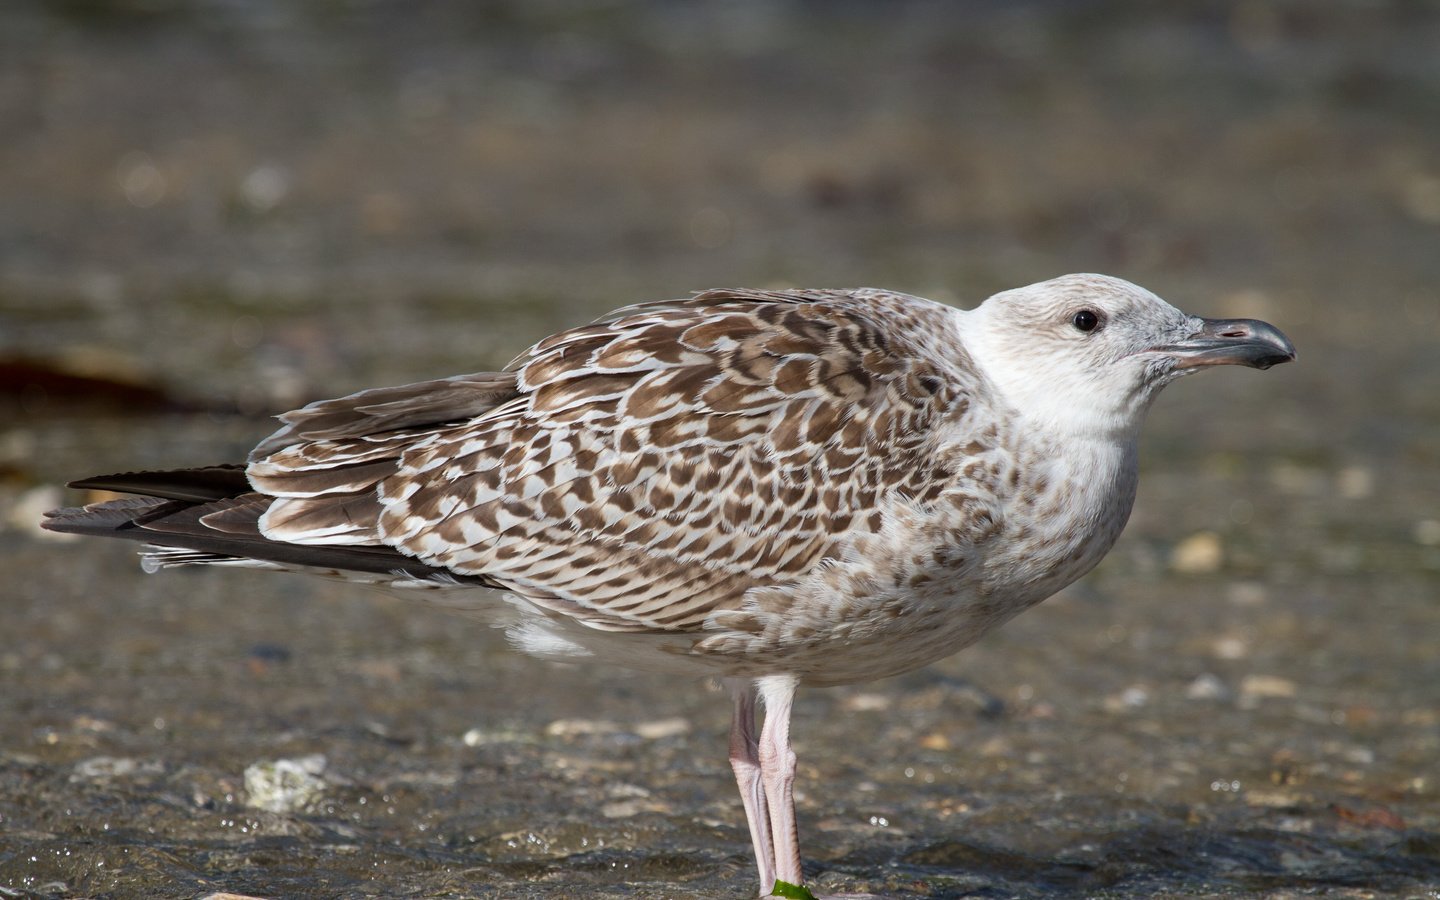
771,880,819,900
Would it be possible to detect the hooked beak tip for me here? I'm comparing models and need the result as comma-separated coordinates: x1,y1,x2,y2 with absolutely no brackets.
1165,317,1296,370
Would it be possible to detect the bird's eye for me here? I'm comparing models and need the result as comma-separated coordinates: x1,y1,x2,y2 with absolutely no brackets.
1071,309,1101,333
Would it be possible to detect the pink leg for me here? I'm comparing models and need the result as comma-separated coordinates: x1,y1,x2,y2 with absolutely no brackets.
728,679,776,895
758,673,804,889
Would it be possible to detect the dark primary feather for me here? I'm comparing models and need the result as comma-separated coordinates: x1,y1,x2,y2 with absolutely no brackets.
68,465,251,502
42,490,495,583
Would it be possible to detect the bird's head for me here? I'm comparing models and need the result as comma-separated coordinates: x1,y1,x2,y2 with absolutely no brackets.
963,273,1295,441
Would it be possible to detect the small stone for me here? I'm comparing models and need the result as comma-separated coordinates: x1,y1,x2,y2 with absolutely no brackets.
462,725,531,746
977,736,1011,757
1414,519,1440,547
544,718,619,737
239,165,290,213
1211,635,1249,660
1335,466,1373,500
1401,173,1440,224
1186,673,1231,701
70,756,161,782
1240,675,1297,701
1170,531,1223,574
1245,789,1300,808
599,784,659,818
842,692,892,712
606,782,651,799
634,717,691,739
243,754,327,814
1104,685,1150,712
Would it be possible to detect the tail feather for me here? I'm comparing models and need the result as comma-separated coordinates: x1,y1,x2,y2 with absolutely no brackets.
42,473,496,587
42,496,181,535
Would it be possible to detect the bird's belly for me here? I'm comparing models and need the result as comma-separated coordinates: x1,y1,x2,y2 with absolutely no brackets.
792,595,1019,687
688,564,1045,686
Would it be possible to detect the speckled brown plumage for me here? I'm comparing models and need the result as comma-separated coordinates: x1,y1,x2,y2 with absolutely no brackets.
249,289,974,643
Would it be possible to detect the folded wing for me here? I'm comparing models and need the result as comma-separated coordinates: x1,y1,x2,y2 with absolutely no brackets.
49,289,974,635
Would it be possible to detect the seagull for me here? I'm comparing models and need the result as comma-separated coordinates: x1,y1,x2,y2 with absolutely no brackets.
44,274,1294,897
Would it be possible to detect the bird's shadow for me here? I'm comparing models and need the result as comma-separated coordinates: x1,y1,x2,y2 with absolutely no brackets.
813,823,1440,897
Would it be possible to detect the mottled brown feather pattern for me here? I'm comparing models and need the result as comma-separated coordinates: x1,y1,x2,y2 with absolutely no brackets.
249,372,520,458
245,289,973,639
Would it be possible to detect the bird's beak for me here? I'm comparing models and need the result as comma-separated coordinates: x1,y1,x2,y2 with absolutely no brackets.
1159,317,1297,370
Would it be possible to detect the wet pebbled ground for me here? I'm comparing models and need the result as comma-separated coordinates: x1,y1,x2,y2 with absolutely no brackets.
4,3,1439,897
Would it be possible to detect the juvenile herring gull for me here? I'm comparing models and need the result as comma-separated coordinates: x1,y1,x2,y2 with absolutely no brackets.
44,274,1294,896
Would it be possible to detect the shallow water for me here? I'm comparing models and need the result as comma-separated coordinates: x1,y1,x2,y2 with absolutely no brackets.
4,3,1440,898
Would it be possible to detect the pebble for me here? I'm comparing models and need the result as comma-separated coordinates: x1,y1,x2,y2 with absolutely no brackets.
633,717,691,739
1170,531,1223,574
1245,789,1301,808
1334,466,1373,500
543,717,691,739
243,754,327,814
1240,674,1298,701
977,736,1012,758
1185,673,1231,701
544,718,618,737
1401,172,1440,224
1414,519,1440,546
70,756,162,782
600,783,664,818
1103,684,1151,712
461,725,532,746
842,692,892,712
1211,635,1249,660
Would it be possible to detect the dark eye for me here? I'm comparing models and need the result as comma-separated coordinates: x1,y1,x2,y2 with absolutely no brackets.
1072,309,1101,333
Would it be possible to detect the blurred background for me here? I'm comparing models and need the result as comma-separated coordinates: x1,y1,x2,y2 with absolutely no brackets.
3,2,1438,897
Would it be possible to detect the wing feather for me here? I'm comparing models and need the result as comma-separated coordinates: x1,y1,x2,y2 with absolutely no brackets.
249,372,519,459
53,288,978,637
354,288,970,632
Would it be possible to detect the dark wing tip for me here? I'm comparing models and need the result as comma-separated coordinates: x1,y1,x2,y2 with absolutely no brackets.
40,497,173,535
65,466,251,503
